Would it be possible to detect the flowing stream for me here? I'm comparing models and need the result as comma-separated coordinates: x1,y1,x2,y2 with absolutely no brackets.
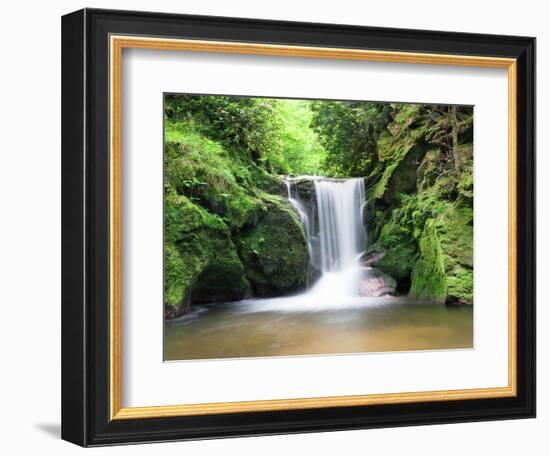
165,176,473,360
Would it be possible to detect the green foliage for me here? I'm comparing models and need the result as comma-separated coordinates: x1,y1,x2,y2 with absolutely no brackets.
165,95,326,175
273,100,326,175
164,129,266,229
310,100,392,177
166,94,280,165
311,101,473,192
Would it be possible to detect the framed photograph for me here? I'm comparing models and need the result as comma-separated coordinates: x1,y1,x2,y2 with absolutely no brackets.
61,8,535,446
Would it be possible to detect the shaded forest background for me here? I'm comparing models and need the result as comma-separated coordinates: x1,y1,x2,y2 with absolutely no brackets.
164,95,474,318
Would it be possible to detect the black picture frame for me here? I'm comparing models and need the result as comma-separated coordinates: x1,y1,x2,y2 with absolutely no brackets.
62,7,536,447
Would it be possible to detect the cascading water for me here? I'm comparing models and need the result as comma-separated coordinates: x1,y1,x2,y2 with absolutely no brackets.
308,178,366,301
314,178,366,273
284,180,313,257
283,176,367,303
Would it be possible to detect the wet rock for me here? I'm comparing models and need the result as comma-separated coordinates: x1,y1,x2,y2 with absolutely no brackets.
361,251,386,266
358,267,397,297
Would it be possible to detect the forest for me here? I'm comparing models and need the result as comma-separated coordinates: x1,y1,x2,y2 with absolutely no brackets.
164,94,474,319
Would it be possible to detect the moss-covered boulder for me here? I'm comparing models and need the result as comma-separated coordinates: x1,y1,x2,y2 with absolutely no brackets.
405,202,473,305
383,145,426,203
410,219,447,302
368,215,417,292
445,266,473,305
438,202,473,304
238,195,310,296
164,191,251,318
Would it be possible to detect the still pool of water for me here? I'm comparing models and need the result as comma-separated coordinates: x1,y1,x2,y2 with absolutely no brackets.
164,296,473,361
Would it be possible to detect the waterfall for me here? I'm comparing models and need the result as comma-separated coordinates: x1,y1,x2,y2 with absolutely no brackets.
284,177,367,300
285,180,312,256
314,179,366,273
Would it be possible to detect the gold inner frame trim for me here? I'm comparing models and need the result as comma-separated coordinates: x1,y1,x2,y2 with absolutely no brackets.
109,35,518,421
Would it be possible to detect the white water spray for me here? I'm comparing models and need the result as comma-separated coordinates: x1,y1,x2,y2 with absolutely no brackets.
283,177,367,305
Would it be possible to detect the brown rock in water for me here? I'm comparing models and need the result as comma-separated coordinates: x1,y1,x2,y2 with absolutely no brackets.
362,251,386,266
358,267,397,297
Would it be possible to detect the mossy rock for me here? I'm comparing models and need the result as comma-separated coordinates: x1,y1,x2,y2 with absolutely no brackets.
438,202,474,304
285,177,317,216
164,191,251,318
383,144,426,204
368,112,430,201
369,212,417,290
164,243,192,318
238,195,310,296
410,218,447,302
292,177,316,202
438,203,473,268
445,266,473,305
254,172,287,196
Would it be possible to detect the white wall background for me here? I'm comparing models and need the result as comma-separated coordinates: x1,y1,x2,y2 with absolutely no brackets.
0,0,545,454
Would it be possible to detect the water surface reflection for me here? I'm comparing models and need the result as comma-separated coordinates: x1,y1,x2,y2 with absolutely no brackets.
164,296,473,361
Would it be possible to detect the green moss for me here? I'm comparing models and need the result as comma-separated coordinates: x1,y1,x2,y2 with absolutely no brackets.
164,243,191,312
371,216,417,285
165,189,226,244
370,192,472,304
446,266,473,304
164,191,251,315
368,140,414,200
368,107,430,201
384,145,427,202
438,203,473,268
438,202,474,304
368,163,399,200
376,131,396,162
190,250,251,304
456,144,474,199
417,148,441,190
393,104,422,126
164,126,267,229
410,219,447,302
238,195,310,295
